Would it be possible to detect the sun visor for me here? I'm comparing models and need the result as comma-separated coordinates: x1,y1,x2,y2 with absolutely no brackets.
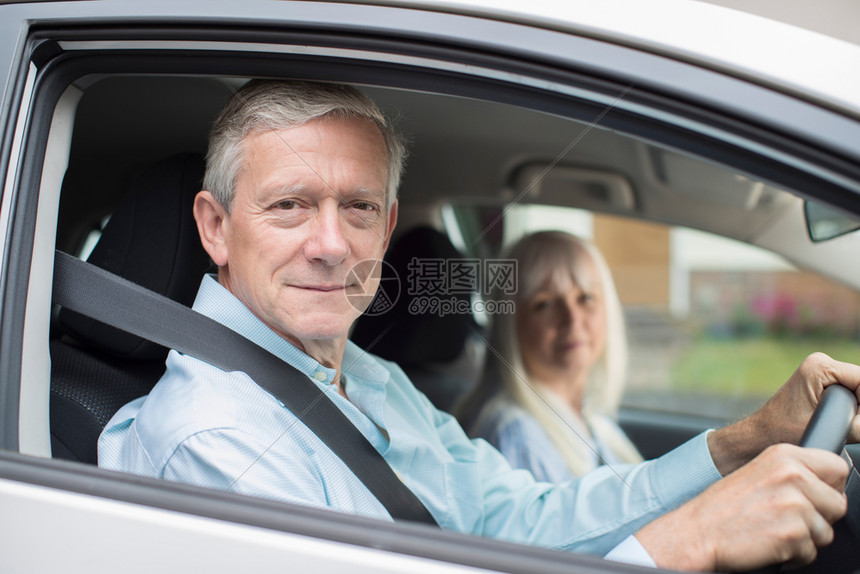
509,163,635,212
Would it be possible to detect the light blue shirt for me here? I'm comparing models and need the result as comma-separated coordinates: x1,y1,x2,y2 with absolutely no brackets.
471,395,627,483
99,275,721,562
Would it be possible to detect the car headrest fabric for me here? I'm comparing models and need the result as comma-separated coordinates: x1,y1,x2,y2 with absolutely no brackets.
351,226,475,365
59,153,210,359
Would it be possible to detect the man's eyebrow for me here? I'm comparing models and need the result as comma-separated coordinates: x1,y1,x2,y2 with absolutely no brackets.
345,186,386,201
257,185,387,211
258,183,309,200
261,184,383,198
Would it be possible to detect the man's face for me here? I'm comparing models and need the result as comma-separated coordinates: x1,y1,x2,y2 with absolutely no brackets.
199,115,397,350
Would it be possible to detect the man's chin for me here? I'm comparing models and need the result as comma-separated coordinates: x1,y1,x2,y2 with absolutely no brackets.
281,313,360,344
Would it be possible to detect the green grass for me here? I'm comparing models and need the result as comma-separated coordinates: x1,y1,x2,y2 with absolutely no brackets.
670,337,860,396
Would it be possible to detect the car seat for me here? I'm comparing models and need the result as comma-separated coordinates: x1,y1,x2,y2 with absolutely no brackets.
50,153,210,463
350,226,482,412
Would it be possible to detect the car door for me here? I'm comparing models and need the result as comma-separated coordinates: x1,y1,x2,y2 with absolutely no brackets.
1,1,859,573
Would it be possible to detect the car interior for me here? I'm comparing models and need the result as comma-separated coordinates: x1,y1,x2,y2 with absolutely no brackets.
43,73,860,470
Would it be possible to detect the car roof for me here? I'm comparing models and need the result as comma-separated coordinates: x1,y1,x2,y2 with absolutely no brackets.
368,0,860,118
3,0,858,117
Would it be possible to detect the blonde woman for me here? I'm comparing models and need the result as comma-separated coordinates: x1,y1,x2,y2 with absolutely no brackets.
458,231,642,482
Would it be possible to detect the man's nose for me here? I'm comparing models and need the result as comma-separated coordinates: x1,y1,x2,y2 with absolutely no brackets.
304,205,350,265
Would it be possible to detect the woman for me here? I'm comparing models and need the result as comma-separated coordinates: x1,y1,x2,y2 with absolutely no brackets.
458,231,642,482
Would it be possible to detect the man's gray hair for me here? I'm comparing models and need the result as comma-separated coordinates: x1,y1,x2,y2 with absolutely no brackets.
204,80,406,210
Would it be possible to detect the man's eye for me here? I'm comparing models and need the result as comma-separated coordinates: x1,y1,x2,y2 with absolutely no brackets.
351,202,376,212
274,200,297,210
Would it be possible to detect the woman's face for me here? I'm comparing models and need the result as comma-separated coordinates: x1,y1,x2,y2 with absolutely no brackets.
516,257,607,389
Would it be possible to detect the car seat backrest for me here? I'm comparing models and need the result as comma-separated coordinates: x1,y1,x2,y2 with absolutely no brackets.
350,226,482,412
50,153,211,463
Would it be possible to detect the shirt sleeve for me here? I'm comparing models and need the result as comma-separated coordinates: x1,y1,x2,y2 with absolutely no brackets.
433,394,721,557
604,535,657,567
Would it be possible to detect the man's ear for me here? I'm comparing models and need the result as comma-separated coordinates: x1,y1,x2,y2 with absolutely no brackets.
382,199,399,252
194,191,230,267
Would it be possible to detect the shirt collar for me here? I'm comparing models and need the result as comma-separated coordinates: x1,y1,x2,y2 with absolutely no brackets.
343,339,390,385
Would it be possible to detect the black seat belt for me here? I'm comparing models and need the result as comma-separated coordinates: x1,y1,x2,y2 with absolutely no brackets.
52,249,437,526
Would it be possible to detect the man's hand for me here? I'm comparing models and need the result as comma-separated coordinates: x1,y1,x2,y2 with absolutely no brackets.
708,353,860,476
636,444,849,572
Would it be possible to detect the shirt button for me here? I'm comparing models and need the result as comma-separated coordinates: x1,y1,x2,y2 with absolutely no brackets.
313,371,327,382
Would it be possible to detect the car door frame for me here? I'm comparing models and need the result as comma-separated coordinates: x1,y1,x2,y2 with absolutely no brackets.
1,1,860,572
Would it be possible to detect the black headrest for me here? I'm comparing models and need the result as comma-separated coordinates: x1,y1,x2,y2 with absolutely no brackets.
59,154,210,360
351,226,475,365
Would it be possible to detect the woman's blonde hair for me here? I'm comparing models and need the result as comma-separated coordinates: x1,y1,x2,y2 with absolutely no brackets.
458,230,640,475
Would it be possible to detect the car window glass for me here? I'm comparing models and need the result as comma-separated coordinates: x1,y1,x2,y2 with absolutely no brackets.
446,202,860,420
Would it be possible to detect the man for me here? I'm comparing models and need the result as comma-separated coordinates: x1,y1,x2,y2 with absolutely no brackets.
99,80,860,571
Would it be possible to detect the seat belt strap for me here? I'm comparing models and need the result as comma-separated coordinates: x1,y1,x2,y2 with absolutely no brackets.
52,249,438,526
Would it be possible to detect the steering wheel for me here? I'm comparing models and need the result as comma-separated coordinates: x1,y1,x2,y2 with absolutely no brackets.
793,385,860,574
799,385,856,453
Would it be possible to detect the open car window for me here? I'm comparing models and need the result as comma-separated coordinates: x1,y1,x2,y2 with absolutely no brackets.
1,2,860,573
